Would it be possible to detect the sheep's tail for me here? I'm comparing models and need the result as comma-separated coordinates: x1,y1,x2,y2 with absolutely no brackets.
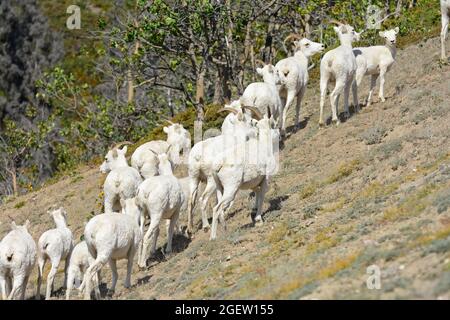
114,179,121,189
4,249,14,262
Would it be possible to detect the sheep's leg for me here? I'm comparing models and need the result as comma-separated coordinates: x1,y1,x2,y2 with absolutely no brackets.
35,256,46,300
139,217,161,268
0,275,7,300
210,185,239,240
199,177,217,230
65,266,76,300
378,67,387,102
6,276,12,298
367,74,378,106
20,275,29,300
63,255,70,289
124,247,136,289
319,75,329,127
166,210,180,254
281,90,296,136
352,80,359,112
45,258,60,300
254,178,269,225
80,255,109,300
8,274,25,300
295,87,306,130
187,177,200,234
442,11,449,60
93,271,101,300
343,81,351,119
108,259,118,293
330,81,345,125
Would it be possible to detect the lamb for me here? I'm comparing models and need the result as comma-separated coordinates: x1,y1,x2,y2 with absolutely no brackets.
100,144,143,214
0,220,36,300
441,0,450,60
36,207,74,300
319,22,361,126
240,63,282,129
127,152,184,268
186,107,260,234
276,36,325,135
352,27,399,107
209,115,280,240
131,123,191,179
65,241,100,300
78,208,142,300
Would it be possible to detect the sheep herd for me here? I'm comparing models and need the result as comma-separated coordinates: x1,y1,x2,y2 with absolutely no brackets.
0,7,449,300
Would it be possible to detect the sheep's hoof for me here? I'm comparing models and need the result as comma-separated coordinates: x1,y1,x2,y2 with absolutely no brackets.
318,122,325,128
344,112,350,119
380,98,386,103
202,225,211,232
332,119,340,126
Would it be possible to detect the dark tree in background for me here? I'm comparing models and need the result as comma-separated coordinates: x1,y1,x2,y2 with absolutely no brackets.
0,0,63,195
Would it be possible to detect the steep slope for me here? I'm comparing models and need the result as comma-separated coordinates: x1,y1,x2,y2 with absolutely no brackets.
1,36,449,300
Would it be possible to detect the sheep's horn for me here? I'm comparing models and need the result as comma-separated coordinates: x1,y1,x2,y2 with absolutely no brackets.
242,106,263,121
255,59,266,67
110,141,133,150
328,19,345,26
217,107,239,115
284,33,302,43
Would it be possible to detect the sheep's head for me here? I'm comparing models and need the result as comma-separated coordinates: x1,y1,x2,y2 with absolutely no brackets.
48,207,68,225
157,152,174,175
256,64,281,86
294,38,325,57
220,106,259,140
164,123,191,165
121,197,141,225
333,23,360,45
100,145,129,173
10,220,30,233
379,27,399,45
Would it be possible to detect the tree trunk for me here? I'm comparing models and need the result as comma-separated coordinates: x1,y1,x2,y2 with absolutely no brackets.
6,165,18,197
195,70,206,122
127,22,140,104
395,0,402,18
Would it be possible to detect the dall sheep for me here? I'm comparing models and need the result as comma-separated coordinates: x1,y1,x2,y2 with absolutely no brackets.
131,123,191,179
100,144,143,214
209,115,280,240
319,22,361,126
79,209,142,300
0,220,36,300
441,0,450,60
276,37,325,135
240,64,282,128
186,107,260,234
65,241,100,300
36,207,74,300
353,27,399,106
128,152,184,268
220,100,256,136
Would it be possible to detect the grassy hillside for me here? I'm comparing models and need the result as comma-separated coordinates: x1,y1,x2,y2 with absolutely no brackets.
1,31,449,299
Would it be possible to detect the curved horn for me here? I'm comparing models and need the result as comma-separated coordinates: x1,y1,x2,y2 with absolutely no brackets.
110,141,133,150
284,33,302,44
328,19,345,26
255,59,266,67
217,107,239,115
242,105,263,121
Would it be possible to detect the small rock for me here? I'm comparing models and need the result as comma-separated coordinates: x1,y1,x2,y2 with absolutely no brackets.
399,264,405,271
226,255,231,261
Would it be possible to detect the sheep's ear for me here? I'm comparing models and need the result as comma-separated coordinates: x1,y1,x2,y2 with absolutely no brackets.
340,25,348,34
333,26,340,34
256,67,263,75
379,31,385,37
120,146,128,155
394,27,399,34
11,221,17,230
120,198,126,209
163,126,169,134
24,220,30,230
112,148,118,158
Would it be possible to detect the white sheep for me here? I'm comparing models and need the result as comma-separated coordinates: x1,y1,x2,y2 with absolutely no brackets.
276,36,325,135
209,115,280,240
131,123,191,179
240,64,282,128
220,101,256,136
0,220,36,300
66,241,100,300
78,209,142,300
441,0,450,60
353,27,399,107
36,207,74,300
128,152,184,268
100,144,143,214
186,108,260,234
319,22,361,126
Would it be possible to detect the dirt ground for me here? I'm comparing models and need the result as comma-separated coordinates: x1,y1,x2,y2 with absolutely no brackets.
1,36,449,300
